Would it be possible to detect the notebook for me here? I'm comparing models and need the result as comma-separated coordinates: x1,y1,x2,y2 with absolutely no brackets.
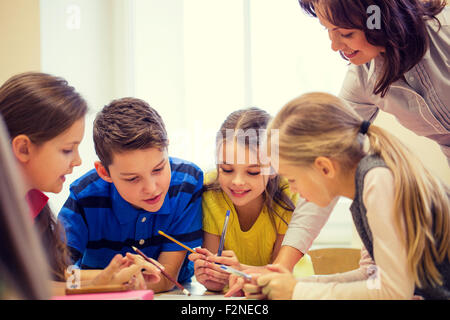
52,289,154,300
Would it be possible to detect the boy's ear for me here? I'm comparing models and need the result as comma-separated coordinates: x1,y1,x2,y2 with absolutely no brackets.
11,135,33,163
94,161,113,183
314,156,336,178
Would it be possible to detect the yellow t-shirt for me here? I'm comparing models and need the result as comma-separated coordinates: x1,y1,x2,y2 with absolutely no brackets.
202,171,299,266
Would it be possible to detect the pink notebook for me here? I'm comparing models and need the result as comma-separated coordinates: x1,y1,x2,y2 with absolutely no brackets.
52,289,154,300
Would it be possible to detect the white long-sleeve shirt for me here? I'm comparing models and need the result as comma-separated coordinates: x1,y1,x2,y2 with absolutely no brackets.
292,167,416,299
282,197,336,254
339,8,450,163
282,7,450,259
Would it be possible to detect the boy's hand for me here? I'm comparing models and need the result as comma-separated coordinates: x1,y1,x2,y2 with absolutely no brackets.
90,254,151,289
125,252,162,284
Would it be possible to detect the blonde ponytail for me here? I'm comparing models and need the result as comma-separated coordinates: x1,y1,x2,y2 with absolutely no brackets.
269,92,450,289
366,125,450,288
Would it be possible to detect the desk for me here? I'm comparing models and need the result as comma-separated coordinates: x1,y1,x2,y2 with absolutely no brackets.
154,253,314,300
153,279,245,300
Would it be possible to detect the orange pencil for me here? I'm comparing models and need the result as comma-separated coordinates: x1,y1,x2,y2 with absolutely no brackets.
158,230,197,254
131,246,191,296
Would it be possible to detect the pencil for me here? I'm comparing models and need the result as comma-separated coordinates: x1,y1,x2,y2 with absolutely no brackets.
219,265,252,281
131,246,191,296
158,230,196,254
217,210,230,256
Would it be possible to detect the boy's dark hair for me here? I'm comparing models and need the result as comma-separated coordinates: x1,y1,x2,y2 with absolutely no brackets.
298,0,446,97
93,97,169,171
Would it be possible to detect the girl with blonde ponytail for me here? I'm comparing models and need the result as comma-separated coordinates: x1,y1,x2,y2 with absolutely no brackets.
246,92,449,300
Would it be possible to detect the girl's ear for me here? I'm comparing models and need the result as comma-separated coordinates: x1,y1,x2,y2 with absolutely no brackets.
11,135,33,163
94,161,113,183
314,156,336,178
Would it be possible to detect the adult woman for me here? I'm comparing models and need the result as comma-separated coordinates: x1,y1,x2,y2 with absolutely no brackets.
245,0,449,287
298,0,449,162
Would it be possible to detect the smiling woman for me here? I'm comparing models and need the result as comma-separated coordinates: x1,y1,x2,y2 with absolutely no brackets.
297,0,450,164
299,0,447,95
317,16,385,65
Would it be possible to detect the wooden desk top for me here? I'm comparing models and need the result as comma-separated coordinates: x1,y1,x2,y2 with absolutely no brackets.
153,279,244,300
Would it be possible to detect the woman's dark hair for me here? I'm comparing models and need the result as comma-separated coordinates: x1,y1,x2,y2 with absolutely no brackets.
0,72,88,281
205,107,295,231
298,0,446,97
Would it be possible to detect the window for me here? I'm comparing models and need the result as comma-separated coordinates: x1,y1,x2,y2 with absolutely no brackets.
41,0,356,247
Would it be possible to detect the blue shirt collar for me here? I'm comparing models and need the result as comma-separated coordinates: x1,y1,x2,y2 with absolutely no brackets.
111,184,172,225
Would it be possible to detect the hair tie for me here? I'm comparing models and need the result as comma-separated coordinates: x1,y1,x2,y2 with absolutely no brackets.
359,120,371,135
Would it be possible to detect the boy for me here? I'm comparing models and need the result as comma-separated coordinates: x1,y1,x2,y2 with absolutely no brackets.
58,97,203,293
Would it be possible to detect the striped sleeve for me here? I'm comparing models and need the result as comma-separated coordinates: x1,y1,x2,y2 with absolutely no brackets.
58,190,89,266
162,161,204,251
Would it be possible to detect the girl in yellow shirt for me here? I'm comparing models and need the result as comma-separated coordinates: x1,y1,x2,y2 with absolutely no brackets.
189,107,298,292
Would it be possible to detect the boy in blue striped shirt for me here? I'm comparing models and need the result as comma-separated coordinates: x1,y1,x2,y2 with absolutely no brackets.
58,98,203,293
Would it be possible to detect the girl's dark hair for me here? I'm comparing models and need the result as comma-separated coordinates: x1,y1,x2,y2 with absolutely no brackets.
0,72,88,281
206,107,296,230
298,0,446,97
0,117,51,299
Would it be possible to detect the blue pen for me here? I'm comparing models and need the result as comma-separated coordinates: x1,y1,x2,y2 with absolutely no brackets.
217,210,230,256
220,265,252,281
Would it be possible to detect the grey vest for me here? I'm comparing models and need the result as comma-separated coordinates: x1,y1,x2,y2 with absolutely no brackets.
350,155,450,299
